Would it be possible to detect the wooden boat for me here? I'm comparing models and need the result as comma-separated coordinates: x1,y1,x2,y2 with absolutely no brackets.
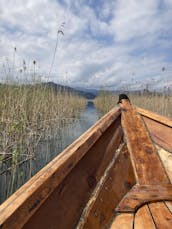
0,95,172,229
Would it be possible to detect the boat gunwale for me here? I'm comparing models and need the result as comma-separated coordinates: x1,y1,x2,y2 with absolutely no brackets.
1,102,172,228
137,107,172,153
0,106,121,227
136,106,172,128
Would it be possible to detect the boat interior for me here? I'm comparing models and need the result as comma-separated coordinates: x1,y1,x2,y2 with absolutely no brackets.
0,97,172,229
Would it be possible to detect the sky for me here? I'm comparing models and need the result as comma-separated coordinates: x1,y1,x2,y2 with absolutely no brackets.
0,0,172,90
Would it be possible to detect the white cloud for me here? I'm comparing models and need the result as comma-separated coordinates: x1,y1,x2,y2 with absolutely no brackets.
0,0,172,90
110,0,161,41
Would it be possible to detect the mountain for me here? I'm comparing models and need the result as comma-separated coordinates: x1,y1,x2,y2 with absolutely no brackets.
42,82,96,99
75,87,99,96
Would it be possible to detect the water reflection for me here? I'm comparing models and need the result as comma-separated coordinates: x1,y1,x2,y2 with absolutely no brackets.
0,101,99,203
65,101,98,142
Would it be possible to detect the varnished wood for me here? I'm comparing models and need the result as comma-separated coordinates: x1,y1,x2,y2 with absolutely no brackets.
116,184,172,212
120,99,169,185
110,214,134,229
0,107,121,229
77,144,135,229
134,205,155,229
149,201,172,229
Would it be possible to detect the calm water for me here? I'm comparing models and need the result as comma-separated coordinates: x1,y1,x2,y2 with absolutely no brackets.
0,101,99,204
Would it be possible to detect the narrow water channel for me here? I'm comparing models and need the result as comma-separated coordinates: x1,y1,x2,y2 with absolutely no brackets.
65,101,99,142
0,101,99,204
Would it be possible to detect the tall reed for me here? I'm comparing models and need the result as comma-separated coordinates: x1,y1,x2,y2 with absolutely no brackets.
0,43,87,202
0,83,86,200
94,90,172,118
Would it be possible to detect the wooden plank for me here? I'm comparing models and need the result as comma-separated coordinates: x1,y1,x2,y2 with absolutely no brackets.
110,214,134,229
149,201,172,229
120,99,169,185
24,118,123,229
142,116,172,153
136,107,172,128
165,201,172,213
116,184,172,212
134,205,155,229
0,107,121,229
77,144,136,229
156,145,172,183
77,144,124,229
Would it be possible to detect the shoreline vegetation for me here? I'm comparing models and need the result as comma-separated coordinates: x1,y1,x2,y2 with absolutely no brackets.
94,90,172,118
0,82,86,202
0,46,88,203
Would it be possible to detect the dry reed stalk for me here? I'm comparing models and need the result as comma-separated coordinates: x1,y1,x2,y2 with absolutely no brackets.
94,90,172,118
0,84,86,181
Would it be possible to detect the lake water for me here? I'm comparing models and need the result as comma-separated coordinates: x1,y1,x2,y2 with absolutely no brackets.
0,101,99,204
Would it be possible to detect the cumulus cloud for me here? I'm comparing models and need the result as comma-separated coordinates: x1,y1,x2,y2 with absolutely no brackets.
0,0,172,90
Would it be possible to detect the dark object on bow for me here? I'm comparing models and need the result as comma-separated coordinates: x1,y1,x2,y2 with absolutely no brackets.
118,94,130,104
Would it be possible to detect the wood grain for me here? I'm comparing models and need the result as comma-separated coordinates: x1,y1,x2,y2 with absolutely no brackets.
110,214,134,229
24,118,123,229
77,145,135,229
134,204,155,229
120,99,169,185
156,145,172,183
136,107,172,128
142,116,172,153
116,184,172,212
0,107,121,229
149,201,172,229
165,201,172,213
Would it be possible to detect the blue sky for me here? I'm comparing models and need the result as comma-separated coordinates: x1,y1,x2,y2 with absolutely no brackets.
0,0,172,90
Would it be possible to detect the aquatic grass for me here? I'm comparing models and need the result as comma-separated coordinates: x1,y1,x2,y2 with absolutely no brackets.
0,83,86,200
0,84,86,159
0,35,87,202
94,90,172,118
94,91,118,117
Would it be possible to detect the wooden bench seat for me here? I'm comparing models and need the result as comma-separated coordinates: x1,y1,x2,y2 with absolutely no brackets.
110,201,172,229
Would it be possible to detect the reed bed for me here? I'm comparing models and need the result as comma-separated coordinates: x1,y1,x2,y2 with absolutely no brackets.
94,90,172,118
0,83,86,201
